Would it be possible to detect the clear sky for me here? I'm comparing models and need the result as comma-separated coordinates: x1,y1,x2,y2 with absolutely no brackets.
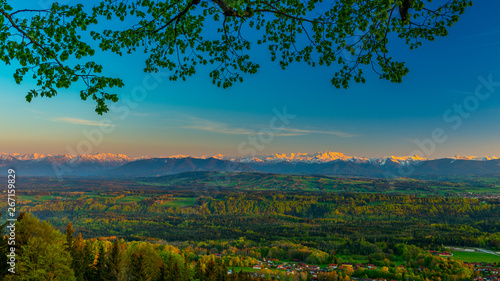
1,1,500,158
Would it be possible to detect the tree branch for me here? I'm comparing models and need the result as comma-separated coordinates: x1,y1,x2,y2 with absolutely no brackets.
211,0,319,25
0,8,64,69
153,0,200,33
211,0,251,17
10,9,51,16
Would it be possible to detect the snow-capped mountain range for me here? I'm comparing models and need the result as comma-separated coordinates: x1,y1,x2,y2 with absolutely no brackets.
1,151,500,177
1,151,498,164
133,151,498,165
0,152,146,164
228,151,430,165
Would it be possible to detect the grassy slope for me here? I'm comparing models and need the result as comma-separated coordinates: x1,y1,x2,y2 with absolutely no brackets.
452,251,500,263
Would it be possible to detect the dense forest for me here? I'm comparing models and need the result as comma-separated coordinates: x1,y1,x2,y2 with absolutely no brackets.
0,213,488,280
1,173,499,280
7,177,499,250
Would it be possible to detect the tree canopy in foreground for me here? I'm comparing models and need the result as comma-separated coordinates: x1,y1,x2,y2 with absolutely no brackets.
0,0,472,114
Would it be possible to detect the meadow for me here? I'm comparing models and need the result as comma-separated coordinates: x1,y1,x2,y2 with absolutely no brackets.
452,251,500,263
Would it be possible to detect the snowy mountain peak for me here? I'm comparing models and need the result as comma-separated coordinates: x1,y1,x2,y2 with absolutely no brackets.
0,152,136,163
369,154,428,166
453,155,499,161
202,154,226,160
240,151,364,163
74,153,134,163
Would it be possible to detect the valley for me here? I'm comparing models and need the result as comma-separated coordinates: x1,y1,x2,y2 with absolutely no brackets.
1,172,499,280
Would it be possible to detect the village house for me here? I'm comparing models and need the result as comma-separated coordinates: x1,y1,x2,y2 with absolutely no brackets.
328,264,338,270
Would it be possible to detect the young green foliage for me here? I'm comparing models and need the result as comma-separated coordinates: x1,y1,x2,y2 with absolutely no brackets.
0,0,472,114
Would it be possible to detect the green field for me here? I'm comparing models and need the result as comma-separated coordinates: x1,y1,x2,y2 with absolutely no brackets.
139,172,500,195
116,196,146,203
163,197,196,207
452,251,500,263
231,267,260,273
19,195,55,202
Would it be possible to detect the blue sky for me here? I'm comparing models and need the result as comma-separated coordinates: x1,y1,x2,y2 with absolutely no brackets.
1,1,500,158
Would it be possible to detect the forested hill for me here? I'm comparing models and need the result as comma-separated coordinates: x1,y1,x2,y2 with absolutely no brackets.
139,171,498,195
5,153,500,177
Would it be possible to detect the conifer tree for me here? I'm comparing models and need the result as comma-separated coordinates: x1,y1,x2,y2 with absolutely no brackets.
168,256,182,281
194,258,204,280
82,241,96,281
71,233,87,281
65,222,74,252
155,263,167,281
94,243,107,281
130,251,150,281
105,239,122,281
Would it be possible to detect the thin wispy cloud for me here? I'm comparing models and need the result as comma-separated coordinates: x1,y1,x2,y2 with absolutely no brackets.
278,128,355,138
183,119,255,135
182,117,354,137
25,108,45,114
129,111,155,117
50,117,115,127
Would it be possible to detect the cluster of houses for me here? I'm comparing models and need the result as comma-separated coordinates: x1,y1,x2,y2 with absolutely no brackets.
351,277,388,281
473,276,500,281
429,250,453,257
250,258,386,280
230,255,500,281
466,262,500,281
247,257,500,280
459,192,500,200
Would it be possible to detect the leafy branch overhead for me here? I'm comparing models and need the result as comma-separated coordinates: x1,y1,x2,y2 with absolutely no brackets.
0,0,472,114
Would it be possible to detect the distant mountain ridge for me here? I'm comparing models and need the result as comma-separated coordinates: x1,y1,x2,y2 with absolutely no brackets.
111,157,254,177
0,153,138,177
3,151,497,164
0,152,145,163
1,151,500,177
